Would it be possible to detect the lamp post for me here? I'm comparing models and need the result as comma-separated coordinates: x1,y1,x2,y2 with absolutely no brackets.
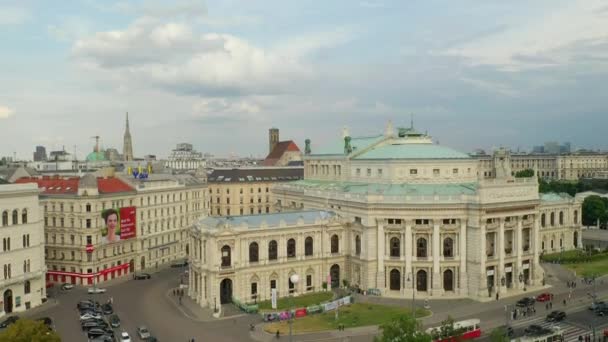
289,274,299,342
407,273,416,320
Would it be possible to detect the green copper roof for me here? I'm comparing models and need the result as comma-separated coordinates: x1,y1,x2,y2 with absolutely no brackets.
196,210,335,230
354,143,470,160
86,151,106,162
540,192,573,202
312,135,385,155
286,179,478,196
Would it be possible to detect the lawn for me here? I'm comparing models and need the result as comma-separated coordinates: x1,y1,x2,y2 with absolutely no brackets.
258,292,334,311
564,259,608,278
263,303,431,334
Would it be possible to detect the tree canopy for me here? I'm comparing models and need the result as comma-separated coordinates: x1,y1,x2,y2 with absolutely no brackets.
0,319,60,342
489,327,510,342
374,314,432,342
582,195,608,227
514,169,535,178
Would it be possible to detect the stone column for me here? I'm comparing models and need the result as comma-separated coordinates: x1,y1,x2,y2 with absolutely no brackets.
498,219,506,294
432,221,441,295
377,222,385,290
533,214,542,285
516,218,523,290
480,223,487,298
405,222,412,288
459,219,467,294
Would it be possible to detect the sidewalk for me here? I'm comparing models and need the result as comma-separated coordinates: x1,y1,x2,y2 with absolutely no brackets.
166,288,219,322
250,323,379,342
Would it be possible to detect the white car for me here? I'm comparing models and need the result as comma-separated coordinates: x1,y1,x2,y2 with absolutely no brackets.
120,332,131,342
79,313,102,321
87,287,106,294
61,283,74,290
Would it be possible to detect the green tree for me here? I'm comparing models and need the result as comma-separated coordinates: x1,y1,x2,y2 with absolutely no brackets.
515,169,535,178
374,314,432,342
582,195,607,226
0,319,60,342
429,316,465,341
490,327,510,342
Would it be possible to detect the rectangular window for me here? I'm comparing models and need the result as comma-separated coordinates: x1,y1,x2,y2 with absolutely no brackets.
270,280,276,289
356,168,361,176
86,219,91,228
251,283,258,296
452,168,458,174
410,169,418,175
86,235,92,245
366,168,372,177
433,169,440,176
377,169,383,177
86,204,91,212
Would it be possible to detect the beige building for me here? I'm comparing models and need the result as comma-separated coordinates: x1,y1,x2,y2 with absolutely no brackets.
188,123,582,309
207,167,303,217
0,183,46,317
16,172,207,286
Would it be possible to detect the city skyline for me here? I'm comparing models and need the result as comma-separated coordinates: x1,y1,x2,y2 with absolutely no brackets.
1,0,607,159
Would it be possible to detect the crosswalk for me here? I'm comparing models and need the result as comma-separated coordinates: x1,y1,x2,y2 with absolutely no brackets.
514,320,593,342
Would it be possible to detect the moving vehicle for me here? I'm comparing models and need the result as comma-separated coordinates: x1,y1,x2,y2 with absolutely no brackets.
514,326,563,342
535,293,552,302
133,273,151,280
523,325,544,335
109,314,121,328
516,297,535,307
137,326,151,339
120,331,132,342
88,287,107,294
426,318,481,342
171,260,188,267
546,311,566,322
589,301,605,310
61,283,74,290
0,316,19,328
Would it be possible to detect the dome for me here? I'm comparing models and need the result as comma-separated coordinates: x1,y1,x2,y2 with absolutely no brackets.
86,151,106,162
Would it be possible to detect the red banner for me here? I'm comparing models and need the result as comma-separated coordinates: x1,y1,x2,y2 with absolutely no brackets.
85,244,94,253
295,308,307,318
119,206,137,240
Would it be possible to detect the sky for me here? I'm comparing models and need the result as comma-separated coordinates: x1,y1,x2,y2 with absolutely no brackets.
1,0,607,160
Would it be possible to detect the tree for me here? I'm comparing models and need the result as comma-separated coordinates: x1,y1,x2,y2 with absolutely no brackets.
489,327,510,342
515,169,535,178
429,316,465,341
582,195,607,226
374,314,432,342
0,319,60,342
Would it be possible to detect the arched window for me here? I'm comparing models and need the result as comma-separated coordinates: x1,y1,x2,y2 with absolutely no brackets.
21,209,27,224
24,280,31,294
443,237,454,257
574,210,578,224
331,234,339,254
389,269,400,290
550,212,555,226
355,235,361,256
1,211,7,226
390,237,400,257
287,238,296,258
573,231,578,248
416,238,427,258
12,210,18,225
221,245,231,267
249,242,259,263
559,211,564,225
443,269,454,291
542,240,545,250
550,239,554,249
304,237,313,256
541,213,546,227
268,240,278,260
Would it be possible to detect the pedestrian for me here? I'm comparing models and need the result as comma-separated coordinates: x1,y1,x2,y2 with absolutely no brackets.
276,330,280,339
496,292,499,301
173,289,176,296
563,299,567,306
546,303,549,310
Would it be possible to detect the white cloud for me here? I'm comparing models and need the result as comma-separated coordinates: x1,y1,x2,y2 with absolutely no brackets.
443,0,608,71
0,6,29,25
192,97,265,123
0,106,15,119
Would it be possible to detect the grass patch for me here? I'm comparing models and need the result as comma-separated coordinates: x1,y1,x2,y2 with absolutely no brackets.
263,303,430,334
564,259,608,278
258,292,333,311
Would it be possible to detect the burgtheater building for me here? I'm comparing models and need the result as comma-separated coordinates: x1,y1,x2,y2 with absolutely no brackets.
188,124,582,308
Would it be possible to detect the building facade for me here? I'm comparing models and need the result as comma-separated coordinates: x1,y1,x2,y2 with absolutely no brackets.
263,128,302,167
33,146,47,162
165,143,206,171
0,183,46,317
16,171,208,286
207,167,303,217
189,123,582,308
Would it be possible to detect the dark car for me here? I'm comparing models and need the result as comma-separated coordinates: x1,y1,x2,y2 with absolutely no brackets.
171,260,188,267
77,300,100,309
87,328,112,339
546,311,566,322
148,336,159,342
590,301,606,310
102,303,113,315
133,273,151,280
89,335,115,342
596,306,608,316
0,316,19,328
516,297,536,307
524,325,544,335
109,314,121,328
81,321,103,331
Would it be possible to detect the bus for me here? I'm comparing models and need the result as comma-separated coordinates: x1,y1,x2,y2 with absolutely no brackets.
426,318,482,342
511,326,564,342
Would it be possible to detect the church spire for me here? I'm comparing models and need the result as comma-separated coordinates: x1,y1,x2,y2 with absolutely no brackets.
123,112,134,161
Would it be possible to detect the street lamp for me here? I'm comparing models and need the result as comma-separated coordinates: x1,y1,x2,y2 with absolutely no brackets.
407,273,416,321
289,274,299,342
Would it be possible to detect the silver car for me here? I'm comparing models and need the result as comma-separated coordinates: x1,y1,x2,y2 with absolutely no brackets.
137,326,150,339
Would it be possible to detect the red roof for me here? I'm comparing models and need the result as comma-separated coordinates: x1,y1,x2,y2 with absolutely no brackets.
263,141,300,166
15,177,79,194
15,176,134,195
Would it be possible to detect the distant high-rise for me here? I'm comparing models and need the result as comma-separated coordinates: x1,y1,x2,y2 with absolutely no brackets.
544,141,560,155
33,145,47,161
532,145,545,154
123,112,134,161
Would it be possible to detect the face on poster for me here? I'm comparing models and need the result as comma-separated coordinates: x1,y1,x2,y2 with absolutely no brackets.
101,206,137,244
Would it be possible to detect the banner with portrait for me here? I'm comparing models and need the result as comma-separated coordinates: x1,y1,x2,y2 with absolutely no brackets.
100,206,137,244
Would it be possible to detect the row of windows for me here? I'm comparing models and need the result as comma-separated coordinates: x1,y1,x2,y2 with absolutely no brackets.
309,164,342,177
211,187,269,194
216,196,270,204
214,207,270,216
540,210,577,227
2,234,31,251
1,209,28,226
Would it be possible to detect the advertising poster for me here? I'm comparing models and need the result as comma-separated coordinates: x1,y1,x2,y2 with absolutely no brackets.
101,206,137,244
295,308,307,318
271,288,277,309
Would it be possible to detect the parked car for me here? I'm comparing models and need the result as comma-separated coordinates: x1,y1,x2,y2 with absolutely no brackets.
517,297,536,307
81,321,104,331
524,325,544,335
546,310,566,322
137,326,151,339
80,313,103,321
0,316,19,328
536,292,552,302
89,335,115,342
88,287,107,294
87,328,112,339
78,300,100,309
595,306,608,316
590,301,606,311
109,314,121,328
120,331,132,342
102,303,113,315
171,260,188,267
133,273,151,280
147,337,159,342
61,283,74,290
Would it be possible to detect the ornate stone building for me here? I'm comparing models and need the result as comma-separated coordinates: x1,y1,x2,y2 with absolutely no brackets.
0,183,46,317
165,143,206,171
188,123,582,309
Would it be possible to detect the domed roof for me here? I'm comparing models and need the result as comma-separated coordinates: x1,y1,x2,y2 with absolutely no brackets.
354,142,470,160
86,151,106,161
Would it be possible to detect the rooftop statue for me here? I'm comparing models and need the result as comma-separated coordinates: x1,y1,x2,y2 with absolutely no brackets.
305,139,311,155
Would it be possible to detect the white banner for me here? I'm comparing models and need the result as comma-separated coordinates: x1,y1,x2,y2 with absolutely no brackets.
322,296,351,312
523,263,530,270
505,267,512,272
271,288,277,310
486,270,494,276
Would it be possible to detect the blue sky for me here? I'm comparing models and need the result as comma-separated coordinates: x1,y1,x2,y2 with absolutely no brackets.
1,0,607,159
